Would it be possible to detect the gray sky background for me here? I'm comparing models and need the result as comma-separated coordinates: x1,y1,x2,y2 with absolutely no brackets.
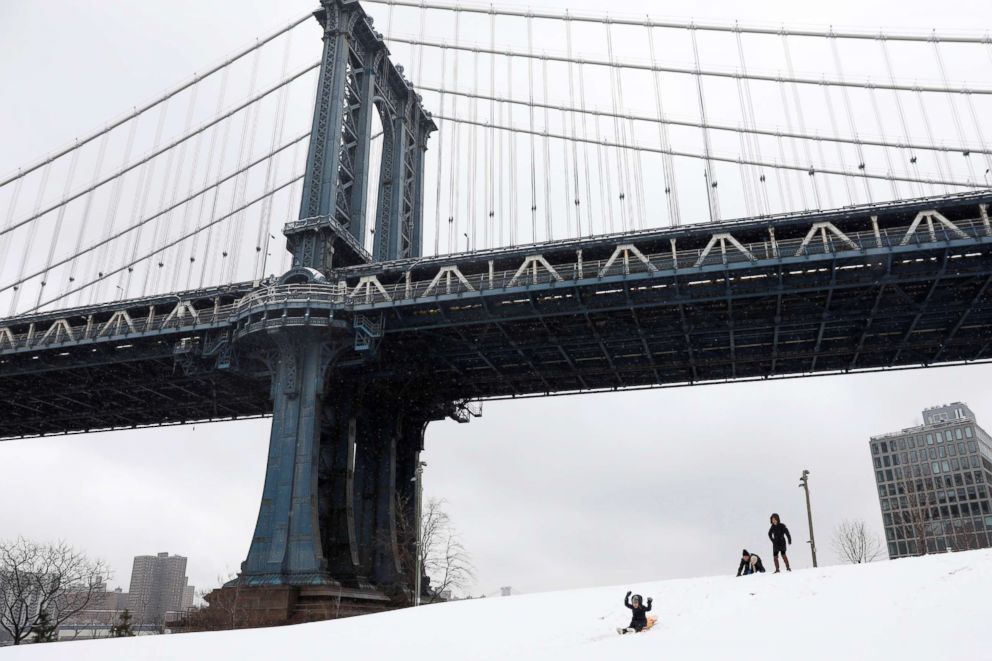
2,0,992,598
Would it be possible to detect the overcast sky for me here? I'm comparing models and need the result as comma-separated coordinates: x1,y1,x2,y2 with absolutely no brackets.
2,0,992,600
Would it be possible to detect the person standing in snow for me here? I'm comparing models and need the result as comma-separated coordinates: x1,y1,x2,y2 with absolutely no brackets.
617,591,654,634
737,549,765,576
768,513,792,573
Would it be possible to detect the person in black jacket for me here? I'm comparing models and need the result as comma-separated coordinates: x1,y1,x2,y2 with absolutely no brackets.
616,591,653,634
768,513,792,572
737,549,765,576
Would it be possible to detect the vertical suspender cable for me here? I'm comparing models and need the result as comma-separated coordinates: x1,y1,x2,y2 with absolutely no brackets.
915,88,952,195
433,45,448,255
196,81,239,288
447,12,462,253
781,34,822,209
507,54,519,245
735,25,768,216
121,101,171,297
867,84,902,199
576,63,595,236
32,148,81,309
487,6,496,249
0,177,24,291
830,34,872,203
526,14,538,243
541,55,554,240
605,19,630,230
932,34,979,183
820,81,857,206
183,68,231,290
469,49,480,251
147,85,200,295
964,91,992,181
879,37,927,197
224,48,265,285
565,11,582,236
87,117,139,305
8,165,52,314
690,26,721,221
255,33,295,280
649,21,681,226
62,136,108,298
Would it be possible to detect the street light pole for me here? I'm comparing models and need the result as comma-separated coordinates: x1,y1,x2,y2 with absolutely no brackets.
412,461,427,606
798,469,817,568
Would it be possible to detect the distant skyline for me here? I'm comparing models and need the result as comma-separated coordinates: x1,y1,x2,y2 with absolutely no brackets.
2,0,992,597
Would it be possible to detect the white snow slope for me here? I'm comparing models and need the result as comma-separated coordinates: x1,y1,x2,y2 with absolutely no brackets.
7,549,992,660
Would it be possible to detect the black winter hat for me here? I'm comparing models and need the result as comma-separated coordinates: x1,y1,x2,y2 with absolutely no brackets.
742,549,749,555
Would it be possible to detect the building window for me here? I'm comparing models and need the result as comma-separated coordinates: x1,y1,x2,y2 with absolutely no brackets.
884,455,891,467
942,460,951,472
951,459,960,471
945,430,953,442
968,441,978,452
910,450,918,462
939,447,947,459
932,462,941,474
927,434,934,445
955,428,964,440
965,427,974,438
929,448,937,460
908,437,916,449
881,441,889,452
874,457,882,469
948,444,957,457
958,442,966,455
872,443,880,455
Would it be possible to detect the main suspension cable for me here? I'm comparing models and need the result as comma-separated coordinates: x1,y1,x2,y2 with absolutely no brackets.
385,35,992,95
435,114,979,188
0,61,320,241
0,12,312,190
411,85,992,157
366,0,991,44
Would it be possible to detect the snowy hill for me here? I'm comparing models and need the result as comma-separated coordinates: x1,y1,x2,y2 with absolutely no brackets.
8,549,992,660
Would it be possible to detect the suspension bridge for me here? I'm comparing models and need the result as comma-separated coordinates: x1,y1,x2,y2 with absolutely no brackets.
2,0,992,619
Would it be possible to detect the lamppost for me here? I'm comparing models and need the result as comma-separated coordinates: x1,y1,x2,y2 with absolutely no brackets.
412,461,427,606
798,469,818,568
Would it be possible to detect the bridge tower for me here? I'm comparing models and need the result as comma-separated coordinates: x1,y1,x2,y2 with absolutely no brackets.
224,0,439,616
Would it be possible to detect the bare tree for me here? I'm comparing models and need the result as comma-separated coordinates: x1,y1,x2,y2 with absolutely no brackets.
831,520,883,564
0,538,108,645
420,499,474,603
394,496,474,603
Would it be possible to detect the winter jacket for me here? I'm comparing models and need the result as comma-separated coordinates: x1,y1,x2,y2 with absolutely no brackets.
624,592,653,629
768,522,792,547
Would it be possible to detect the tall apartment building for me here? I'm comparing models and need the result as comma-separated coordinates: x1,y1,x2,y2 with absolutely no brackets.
127,553,194,625
870,402,992,559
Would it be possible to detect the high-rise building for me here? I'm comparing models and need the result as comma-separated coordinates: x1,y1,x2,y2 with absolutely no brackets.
870,402,992,558
126,553,194,625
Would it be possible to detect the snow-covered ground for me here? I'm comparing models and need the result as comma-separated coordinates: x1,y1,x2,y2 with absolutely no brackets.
7,549,991,660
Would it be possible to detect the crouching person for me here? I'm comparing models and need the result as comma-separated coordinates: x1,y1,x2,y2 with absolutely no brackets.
737,549,766,576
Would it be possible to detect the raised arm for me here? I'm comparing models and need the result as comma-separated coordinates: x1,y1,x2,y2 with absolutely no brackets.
645,597,653,612
624,591,632,609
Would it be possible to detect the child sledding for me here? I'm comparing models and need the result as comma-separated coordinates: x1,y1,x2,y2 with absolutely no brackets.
616,591,657,634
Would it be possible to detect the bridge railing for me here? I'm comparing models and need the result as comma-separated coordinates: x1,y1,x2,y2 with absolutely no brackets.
334,213,990,306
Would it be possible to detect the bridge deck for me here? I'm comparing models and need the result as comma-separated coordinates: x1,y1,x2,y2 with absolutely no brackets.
2,192,992,438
